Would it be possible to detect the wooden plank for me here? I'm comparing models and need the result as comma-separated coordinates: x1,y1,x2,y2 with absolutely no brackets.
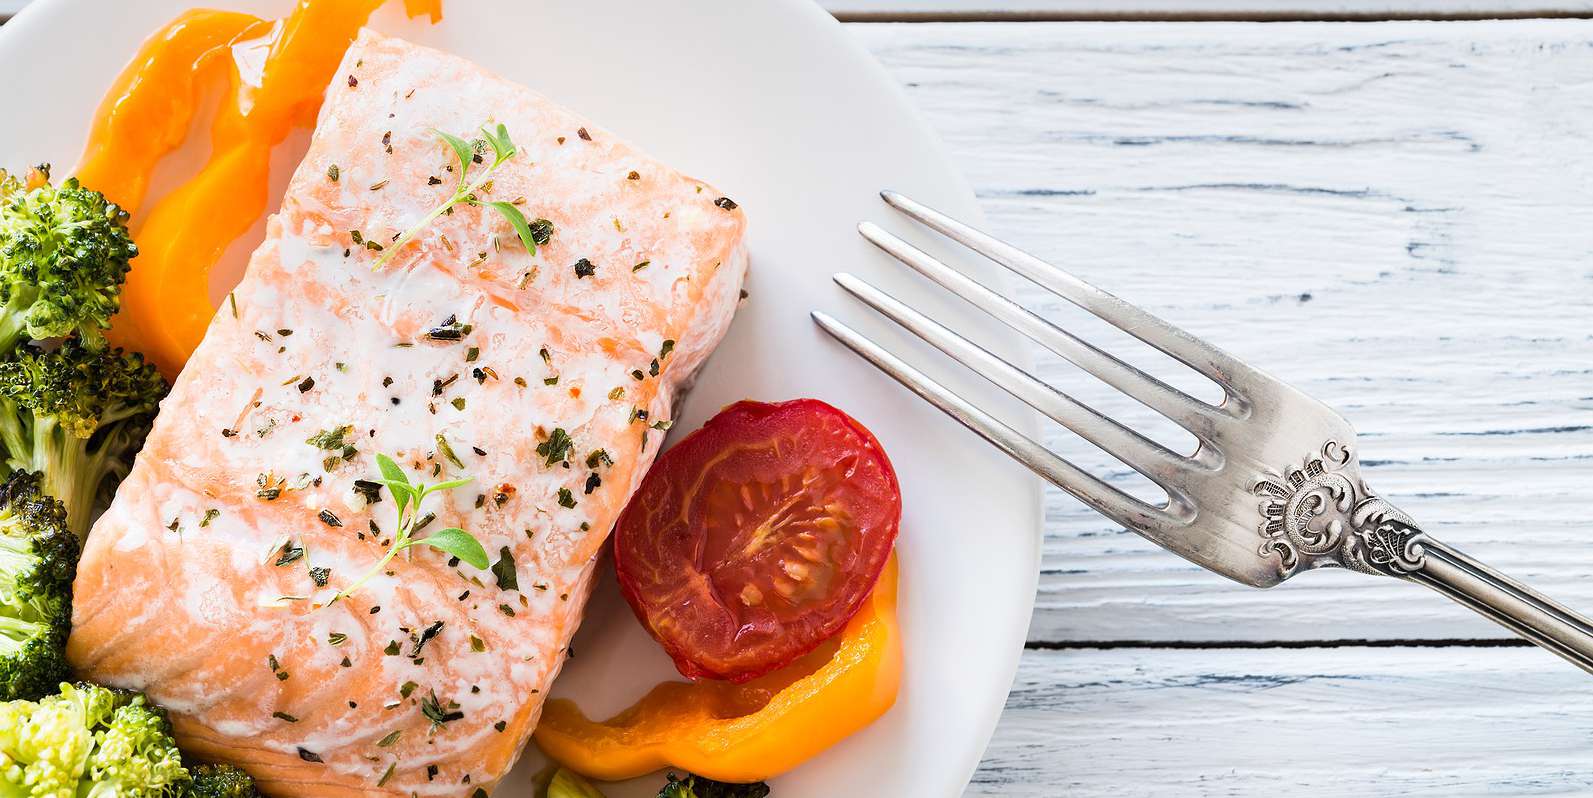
972,645,1593,795
854,20,1593,642
9,6,1593,645
833,0,1593,21
5,1,1592,23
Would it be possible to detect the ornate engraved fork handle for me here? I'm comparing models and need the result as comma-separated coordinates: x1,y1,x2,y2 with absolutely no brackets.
1255,440,1593,674
830,191,1593,675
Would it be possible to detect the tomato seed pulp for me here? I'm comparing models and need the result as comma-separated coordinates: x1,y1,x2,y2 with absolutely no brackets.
614,399,901,682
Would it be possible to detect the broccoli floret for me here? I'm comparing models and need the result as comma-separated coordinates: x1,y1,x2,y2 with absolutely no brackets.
183,763,261,798
0,339,167,538
0,165,136,353
542,767,607,798
0,471,77,701
0,682,188,798
657,773,771,798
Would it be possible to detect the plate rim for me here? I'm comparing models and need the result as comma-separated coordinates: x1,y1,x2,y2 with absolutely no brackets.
0,0,1043,793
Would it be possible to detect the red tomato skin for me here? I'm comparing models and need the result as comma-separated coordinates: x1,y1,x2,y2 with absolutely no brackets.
613,398,901,682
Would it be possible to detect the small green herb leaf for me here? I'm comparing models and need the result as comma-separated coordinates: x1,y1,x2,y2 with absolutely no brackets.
381,480,415,517
374,124,521,270
305,425,351,450
435,433,465,469
331,454,482,603
482,200,537,256
435,128,475,182
405,527,489,569
536,427,574,467
376,453,410,486
421,691,464,728
481,122,516,164
428,477,475,493
491,546,518,591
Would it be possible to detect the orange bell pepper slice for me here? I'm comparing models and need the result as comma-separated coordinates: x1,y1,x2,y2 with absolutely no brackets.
76,0,443,378
73,9,265,215
534,556,903,784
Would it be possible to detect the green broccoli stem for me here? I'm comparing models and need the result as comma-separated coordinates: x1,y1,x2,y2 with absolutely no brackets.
0,614,44,651
0,399,31,473
0,533,32,590
30,417,119,540
0,288,37,356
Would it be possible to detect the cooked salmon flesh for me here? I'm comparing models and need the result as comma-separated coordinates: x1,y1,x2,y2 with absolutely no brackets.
67,30,747,797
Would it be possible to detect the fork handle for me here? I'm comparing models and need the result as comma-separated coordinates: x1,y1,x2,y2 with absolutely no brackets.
1406,538,1593,673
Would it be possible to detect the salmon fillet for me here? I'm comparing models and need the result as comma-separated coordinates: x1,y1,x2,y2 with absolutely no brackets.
67,30,746,797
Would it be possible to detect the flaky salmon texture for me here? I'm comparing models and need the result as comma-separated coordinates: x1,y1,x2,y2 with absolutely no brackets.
66,30,747,797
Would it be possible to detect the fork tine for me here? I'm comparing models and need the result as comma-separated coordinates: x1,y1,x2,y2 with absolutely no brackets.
833,273,1195,488
858,221,1224,436
811,311,1179,533
879,190,1257,393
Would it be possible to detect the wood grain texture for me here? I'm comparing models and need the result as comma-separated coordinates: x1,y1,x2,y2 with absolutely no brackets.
970,645,1593,796
832,0,1593,21
7,0,1593,22
855,19,1593,643
0,8,1586,794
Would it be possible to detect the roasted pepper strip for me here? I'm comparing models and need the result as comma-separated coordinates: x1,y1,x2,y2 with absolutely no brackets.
73,9,265,215
79,0,443,377
403,0,444,23
534,556,902,784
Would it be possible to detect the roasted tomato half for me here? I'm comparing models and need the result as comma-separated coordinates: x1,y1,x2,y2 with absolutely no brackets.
614,398,901,682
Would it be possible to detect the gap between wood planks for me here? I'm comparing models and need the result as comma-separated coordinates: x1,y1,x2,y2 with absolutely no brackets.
833,9,1593,21
1026,638,1533,650
3,11,1590,25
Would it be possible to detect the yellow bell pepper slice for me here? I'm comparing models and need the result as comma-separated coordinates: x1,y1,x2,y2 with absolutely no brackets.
534,556,902,784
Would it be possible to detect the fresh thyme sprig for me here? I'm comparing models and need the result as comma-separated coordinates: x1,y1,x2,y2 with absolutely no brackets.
331,453,488,602
371,123,541,270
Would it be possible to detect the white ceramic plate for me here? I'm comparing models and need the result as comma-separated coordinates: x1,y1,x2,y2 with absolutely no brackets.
0,2,1041,795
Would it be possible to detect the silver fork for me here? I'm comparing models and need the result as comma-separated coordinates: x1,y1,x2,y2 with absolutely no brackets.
814,191,1593,673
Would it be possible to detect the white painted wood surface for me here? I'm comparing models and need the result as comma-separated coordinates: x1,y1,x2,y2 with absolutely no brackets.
969,646,1593,796
7,1,1593,20
857,19,1593,645
3,7,1590,795
852,19,1593,795
830,0,1593,19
